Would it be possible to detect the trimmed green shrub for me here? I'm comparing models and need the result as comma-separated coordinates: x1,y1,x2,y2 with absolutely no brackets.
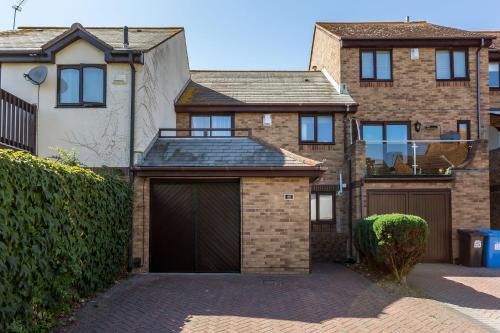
0,149,132,332
354,214,429,283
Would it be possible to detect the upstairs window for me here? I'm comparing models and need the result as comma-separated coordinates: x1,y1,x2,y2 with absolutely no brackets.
360,50,392,81
490,62,500,88
191,114,233,136
436,49,469,80
300,114,334,144
58,65,106,107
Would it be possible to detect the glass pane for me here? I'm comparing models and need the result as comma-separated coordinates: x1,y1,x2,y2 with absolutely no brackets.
317,116,333,143
436,50,451,80
301,116,315,141
191,116,210,136
319,194,333,220
83,67,104,103
376,51,391,80
311,193,317,221
363,125,384,173
361,52,374,79
386,124,409,167
211,115,232,136
453,51,467,78
59,68,80,104
362,125,383,141
458,122,469,140
490,62,500,88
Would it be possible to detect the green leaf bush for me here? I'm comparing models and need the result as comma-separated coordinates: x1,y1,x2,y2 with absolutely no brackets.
354,214,429,283
0,149,132,332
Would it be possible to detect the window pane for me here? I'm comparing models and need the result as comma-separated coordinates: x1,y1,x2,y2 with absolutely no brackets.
458,122,470,140
453,51,467,78
386,124,408,141
301,116,315,141
317,116,333,143
490,62,500,88
376,51,391,80
436,50,451,80
362,125,383,141
319,194,333,220
211,115,232,136
83,67,104,103
361,52,375,79
363,125,384,167
191,116,211,136
386,124,409,166
59,68,80,104
311,193,317,221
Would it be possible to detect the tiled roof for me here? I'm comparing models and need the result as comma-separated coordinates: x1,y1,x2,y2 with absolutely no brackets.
138,137,320,168
317,21,495,40
0,26,183,51
478,31,500,50
176,71,355,106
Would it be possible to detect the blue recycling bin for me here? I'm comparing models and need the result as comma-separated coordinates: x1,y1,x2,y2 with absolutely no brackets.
479,229,500,268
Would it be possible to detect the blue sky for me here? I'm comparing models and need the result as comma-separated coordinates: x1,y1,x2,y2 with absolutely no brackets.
1,0,499,70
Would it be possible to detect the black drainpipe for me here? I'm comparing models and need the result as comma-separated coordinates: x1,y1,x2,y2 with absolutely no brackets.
126,26,136,272
476,38,485,140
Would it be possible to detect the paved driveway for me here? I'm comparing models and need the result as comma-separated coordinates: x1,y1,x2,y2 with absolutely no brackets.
408,264,500,332
58,264,492,333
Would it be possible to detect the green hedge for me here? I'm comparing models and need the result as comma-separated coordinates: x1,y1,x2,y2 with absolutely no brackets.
0,149,132,332
354,214,429,283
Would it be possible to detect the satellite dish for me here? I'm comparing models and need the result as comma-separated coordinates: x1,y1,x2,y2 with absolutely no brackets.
24,66,47,85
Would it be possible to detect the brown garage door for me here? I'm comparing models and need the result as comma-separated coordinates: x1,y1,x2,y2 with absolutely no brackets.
150,180,241,273
367,190,451,262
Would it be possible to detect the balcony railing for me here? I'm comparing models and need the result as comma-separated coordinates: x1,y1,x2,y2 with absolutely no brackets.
0,89,37,153
364,140,473,177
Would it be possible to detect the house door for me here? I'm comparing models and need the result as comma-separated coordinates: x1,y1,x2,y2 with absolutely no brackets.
367,190,451,262
150,180,241,272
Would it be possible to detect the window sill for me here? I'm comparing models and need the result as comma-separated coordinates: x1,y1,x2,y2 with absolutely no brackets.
299,143,336,152
55,104,107,109
360,81,394,88
436,80,470,87
490,87,500,92
311,221,336,233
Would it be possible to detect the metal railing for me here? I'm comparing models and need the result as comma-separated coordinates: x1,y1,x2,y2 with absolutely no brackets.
158,128,252,138
0,89,37,153
364,139,473,177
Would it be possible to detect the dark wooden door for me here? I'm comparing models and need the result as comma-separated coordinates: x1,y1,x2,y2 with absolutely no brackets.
367,190,451,262
150,181,240,273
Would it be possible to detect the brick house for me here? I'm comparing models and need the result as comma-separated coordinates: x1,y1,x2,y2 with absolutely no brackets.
309,21,495,262
1,21,498,274
486,31,500,229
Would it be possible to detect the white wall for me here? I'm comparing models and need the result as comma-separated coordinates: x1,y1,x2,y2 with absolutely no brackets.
134,31,190,160
0,32,190,167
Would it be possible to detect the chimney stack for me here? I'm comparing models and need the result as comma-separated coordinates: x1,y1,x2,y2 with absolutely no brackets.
123,26,129,49
405,16,410,23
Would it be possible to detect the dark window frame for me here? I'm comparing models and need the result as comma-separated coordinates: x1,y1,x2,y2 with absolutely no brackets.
57,64,107,108
299,113,335,145
360,121,412,141
310,191,336,223
435,48,470,81
457,120,471,140
489,61,500,90
189,113,235,137
359,49,393,82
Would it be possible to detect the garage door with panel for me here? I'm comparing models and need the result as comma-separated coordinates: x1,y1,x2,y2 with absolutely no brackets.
150,181,240,273
367,190,451,262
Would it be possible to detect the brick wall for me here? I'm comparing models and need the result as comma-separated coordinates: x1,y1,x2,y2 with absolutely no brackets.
491,148,500,230
309,38,491,140
241,177,310,273
491,90,500,109
132,176,150,273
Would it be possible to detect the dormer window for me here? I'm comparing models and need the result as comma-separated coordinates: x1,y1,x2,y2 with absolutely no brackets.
360,50,392,81
435,49,469,81
57,65,106,107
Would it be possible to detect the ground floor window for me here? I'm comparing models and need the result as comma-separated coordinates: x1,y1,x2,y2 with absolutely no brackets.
311,191,335,232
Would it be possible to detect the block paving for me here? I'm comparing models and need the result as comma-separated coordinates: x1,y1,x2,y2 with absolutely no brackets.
58,264,495,333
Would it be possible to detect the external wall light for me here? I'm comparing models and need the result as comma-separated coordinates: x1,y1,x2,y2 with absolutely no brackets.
414,121,422,132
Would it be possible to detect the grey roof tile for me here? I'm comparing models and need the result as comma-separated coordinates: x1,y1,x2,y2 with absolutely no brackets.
138,137,319,168
176,71,355,106
0,26,183,51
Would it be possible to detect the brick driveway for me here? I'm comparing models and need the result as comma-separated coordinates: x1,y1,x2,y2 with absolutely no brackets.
408,264,500,332
58,264,492,333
